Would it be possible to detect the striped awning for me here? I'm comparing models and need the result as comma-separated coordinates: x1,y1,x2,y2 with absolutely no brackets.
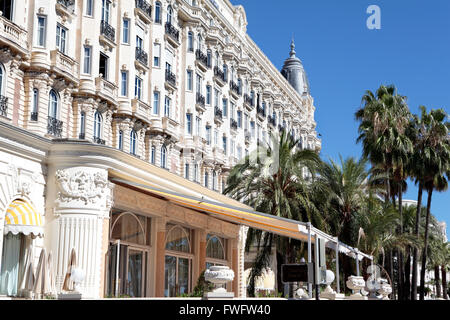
4,199,44,237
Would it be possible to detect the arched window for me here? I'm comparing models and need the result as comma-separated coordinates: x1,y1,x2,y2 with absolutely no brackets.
187,31,193,52
206,235,226,261
167,5,173,24
130,130,137,155
161,145,167,168
151,146,156,164
93,111,102,139
48,90,59,119
155,1,162,23
165,224,191,253
111,212,146,246
212,171,217,191
118,130,123,150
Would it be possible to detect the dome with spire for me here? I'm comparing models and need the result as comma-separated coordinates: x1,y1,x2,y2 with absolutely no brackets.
281,39,310,96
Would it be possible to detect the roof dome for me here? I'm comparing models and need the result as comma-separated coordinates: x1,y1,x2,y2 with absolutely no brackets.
281,40,310,95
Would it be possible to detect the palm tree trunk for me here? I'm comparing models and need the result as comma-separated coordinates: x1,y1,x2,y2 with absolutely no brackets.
404,248,411,300
442,266,448,300
276,251,284,296
398,184,405,300
434,265,441,298
419,189,433,300
411,182,423,300
389,250,396,299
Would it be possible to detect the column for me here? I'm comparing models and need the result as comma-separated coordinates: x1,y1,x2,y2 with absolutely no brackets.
46,166,114,299
237,226,249,298
154,217,166,297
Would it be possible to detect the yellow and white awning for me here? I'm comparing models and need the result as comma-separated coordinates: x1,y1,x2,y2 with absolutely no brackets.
4,199,44,237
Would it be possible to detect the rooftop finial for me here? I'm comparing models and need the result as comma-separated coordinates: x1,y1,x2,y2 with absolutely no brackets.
290,36,296,57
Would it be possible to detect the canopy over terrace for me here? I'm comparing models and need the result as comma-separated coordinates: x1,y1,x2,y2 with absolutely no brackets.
111,178,373,294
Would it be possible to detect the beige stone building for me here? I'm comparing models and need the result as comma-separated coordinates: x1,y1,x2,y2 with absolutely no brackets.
0,0,320,299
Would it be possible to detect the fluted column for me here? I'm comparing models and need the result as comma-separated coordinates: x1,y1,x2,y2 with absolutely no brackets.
154,217,166,297
46,166,114,299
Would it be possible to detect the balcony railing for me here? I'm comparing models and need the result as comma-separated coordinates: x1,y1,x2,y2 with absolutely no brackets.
214,107,223,120
268,115,276,127
100,20,116,44
230,118,238,131
165,70,176,87
230,81,241,96
47,116,63,137
196,92,205,106
93,136,106,145
165,22,179,42
214,66,226,83
257,105,266,118
195,49,208,67
244,94,253,107
135,47,148,66
135,0,152,18
0,95,7,117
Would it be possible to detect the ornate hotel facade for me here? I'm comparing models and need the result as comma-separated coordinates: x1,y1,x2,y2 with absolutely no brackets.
0,0,321,298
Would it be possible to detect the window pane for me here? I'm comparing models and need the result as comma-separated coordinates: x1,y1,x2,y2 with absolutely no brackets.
164,256,176,297
206,235,225,260
165,225,190,253
111,213,146,246
178,258,189,295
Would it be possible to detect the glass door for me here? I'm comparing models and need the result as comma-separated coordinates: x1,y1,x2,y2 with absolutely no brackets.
126,248,144,298
164,255,191,297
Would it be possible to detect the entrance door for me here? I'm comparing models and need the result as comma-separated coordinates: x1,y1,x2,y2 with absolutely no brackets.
107,243,146,298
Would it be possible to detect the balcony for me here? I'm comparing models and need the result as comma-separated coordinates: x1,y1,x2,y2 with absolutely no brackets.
165,70,177,90
230,118,238,131
162,116,180,142
214,107,223,125
93,136,106,145
135,47,149,72
165,22,180,46
268,115,276,127
56,0,76,18
196,92,206,113
0,15,28,55
132,98,151,122
50,50,79,84
229,81,241,98
135,0,152,24
95,76,118,106
100,20,116,49
47,116,63,138
257,105,266,121
195,49,208,71
244,94,254,111
213,66,226,87
0,95,8,118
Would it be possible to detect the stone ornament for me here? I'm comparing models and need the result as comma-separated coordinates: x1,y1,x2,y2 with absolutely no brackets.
346,276,368,300
377,279,392,300
55,168,113,210
204,266,235,294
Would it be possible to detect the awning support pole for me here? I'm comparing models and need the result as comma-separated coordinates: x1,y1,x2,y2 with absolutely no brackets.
335,237,340,294
115,240,121,298
307,222,312,299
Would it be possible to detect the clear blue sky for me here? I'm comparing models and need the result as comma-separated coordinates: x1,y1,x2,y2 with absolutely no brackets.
230,0,450,236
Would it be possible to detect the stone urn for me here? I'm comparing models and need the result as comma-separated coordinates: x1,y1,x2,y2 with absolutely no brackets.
377,279,392,300
346,276,367,300
204,266,235,299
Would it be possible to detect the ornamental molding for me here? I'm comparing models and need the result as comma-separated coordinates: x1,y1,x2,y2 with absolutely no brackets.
55,168,114,210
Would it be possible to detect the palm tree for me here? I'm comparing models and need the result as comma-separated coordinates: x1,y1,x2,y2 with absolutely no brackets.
355,84,413,299
417,107,450,300
224,130,322,297
409,106,448,300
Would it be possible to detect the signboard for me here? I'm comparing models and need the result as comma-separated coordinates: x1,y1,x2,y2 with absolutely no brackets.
281,263,314,284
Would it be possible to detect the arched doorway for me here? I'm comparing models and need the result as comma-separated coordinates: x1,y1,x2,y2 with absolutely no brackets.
107,210,151,298
0,199,43,297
